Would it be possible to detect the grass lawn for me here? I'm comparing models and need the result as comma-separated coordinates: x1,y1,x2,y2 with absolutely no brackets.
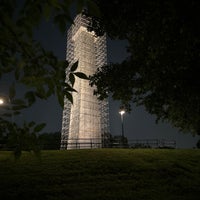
0,149,200,200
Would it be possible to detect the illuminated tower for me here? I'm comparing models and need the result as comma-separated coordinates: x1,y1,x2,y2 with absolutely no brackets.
60,12,109,149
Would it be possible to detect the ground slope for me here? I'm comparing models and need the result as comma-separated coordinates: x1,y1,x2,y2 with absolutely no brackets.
0,149,199,200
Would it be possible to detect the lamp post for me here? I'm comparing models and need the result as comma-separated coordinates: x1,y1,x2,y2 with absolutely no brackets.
119,109,125,141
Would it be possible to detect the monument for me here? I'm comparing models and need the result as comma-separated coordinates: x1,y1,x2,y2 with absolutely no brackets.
60,12,109,149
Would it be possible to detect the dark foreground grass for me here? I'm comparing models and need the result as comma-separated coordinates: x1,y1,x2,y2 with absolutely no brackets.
0,149,200,200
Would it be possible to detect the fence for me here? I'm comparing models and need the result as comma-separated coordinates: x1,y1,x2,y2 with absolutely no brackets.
61,138,176,149
128,139,176,149
61,138,104,149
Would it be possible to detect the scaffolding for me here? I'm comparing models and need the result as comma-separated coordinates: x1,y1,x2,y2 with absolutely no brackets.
60,12,110,149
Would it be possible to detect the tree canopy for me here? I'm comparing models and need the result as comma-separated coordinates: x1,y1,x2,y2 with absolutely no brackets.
89,0,200,135
0,0,93,156
0,0,91,108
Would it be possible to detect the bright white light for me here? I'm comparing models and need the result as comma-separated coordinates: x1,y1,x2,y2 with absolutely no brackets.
0,99,4,105
119,110,125,115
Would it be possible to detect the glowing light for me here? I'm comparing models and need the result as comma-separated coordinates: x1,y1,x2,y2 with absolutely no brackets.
0,98,4,105
119,110,125,115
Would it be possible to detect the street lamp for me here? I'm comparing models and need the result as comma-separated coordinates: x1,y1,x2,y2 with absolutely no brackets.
0,98,4,105
119,109,125,139
0,95,10,106
0,95,13,122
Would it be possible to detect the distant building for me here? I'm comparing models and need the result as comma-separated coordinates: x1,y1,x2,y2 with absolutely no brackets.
60,12,109,149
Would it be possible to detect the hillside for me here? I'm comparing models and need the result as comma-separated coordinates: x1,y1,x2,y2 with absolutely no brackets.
0,149,199,200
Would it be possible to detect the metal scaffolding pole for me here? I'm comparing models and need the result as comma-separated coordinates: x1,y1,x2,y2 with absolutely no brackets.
61,12,110,149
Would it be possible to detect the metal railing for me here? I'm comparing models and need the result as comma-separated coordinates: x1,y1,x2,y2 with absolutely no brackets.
61,138,104,149
128,139,176,149
60,138,176,149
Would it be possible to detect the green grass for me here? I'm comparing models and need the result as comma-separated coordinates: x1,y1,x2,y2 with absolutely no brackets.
0,149,200,200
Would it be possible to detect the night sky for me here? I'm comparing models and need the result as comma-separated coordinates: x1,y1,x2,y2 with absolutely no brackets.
1,17,199,148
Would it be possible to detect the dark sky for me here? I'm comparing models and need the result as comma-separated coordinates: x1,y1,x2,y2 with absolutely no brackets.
1,17,199,148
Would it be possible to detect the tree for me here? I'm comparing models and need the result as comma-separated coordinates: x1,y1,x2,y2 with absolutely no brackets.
0,0,93,108
196,140,200,149
38,132,61,150
89,0,200,135
0,119,45,158
0,0,95,157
